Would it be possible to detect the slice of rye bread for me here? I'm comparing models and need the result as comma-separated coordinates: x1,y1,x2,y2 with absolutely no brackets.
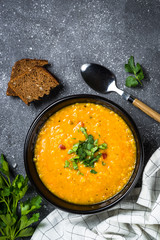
8,66,59,105
7,59,49,96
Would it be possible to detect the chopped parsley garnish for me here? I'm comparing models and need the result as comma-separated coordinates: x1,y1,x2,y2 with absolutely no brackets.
90,169,97,174
64,127,107,173
64,160,70,168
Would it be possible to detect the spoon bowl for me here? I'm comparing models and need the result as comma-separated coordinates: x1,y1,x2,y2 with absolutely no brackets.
81,63,117,93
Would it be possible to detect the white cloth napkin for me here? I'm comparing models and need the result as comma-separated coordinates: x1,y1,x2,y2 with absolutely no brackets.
31,148,160,240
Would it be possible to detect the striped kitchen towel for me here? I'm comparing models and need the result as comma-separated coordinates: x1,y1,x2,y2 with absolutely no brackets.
31,148,160,240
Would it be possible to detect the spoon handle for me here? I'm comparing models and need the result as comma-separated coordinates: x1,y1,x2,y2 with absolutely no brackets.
132,98,160,123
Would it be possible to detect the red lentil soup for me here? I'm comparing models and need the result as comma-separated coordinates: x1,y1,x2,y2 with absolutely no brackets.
34,103,136,205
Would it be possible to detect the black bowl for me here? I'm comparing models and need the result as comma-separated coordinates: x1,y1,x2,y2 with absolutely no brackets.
24,94,143,214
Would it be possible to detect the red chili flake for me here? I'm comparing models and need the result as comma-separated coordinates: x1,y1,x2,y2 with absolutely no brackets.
80,121,84,127
102,153,107,159
59,144,66,150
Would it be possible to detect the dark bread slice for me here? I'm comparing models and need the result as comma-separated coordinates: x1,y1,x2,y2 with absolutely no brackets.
8,66,59,105
7,59,48,96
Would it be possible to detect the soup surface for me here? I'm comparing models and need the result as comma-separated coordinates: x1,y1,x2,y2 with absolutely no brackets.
34,103,136,204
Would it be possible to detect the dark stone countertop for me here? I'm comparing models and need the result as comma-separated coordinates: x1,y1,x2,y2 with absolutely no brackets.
0,0,160,238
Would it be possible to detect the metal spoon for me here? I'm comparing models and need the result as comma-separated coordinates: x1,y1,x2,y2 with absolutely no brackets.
81,63,160,123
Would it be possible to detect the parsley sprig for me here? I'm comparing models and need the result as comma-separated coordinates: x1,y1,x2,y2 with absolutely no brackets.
0,154,42,240
65,127,107,174
125,56,144,87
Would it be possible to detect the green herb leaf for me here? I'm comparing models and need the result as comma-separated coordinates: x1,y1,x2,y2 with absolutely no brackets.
0,155,9,179
125,63,133,73
68,143,79,154
64,160,70,168
0,175,5,189
135,63,142,74
80,127,88,138
12,175,28,201
94,139,98,145
77,146,87,160
19,213,40,231
125,76,138,87
20,195,42,216
87,143,94,150
77,171,84,176
91,146,98,153
102,161,106,166
125,56,144,88
0,214,16,227
0,187,11,197
99,143,107,149
69,156,79,162
137,70,144,81
90,169,97,174
88,135,94,144
0,236,8,239
16,227,35,238
128,56,135,71
85,150,92,156
72,162,78,170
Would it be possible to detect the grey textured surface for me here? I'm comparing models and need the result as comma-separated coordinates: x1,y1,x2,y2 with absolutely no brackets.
0,0,160,234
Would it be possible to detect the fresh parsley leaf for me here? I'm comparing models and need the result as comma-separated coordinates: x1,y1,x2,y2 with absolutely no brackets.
64,160,70,168
135,63,142,74
84,149,92,156
0,187,11,197
77,145,87,160
137,69,144,81
0,175,5,189
19,213,39,231
89,153,102,165
88,135,94,144
69,156,79,162
90,169,97,174
91,146,98,153
12,175,28,201
125,63,133,73
72,162,78,170
0,155,10,179
16,227,35,238
128,56,135,72
0,214,16,227
102,161,106,166
125,76,138,87
99,143,107,149
20,196,42,216
77,171,84,176
80,127,88,138
68,143,79,154
0,236,7,239
87,143,94,150
125,56,144,87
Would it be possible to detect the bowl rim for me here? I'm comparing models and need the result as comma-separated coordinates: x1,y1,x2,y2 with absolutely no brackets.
24,94,144,214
